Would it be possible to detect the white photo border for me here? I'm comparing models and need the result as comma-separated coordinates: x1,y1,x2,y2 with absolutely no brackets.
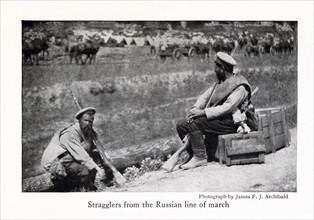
1,1,313,219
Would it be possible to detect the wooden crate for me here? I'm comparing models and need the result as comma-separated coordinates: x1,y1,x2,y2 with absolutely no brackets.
256,107,290,153
216,132,266,166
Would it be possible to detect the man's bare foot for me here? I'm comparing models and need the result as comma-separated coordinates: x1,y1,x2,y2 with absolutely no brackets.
177,156,192,169
180,156,207,170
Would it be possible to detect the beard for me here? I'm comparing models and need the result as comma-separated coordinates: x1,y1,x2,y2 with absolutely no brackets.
82,125,93,137
215,69,226,82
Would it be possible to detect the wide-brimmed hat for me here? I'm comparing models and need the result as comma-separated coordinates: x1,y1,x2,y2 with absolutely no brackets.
214,52,237,71
75,107,96,119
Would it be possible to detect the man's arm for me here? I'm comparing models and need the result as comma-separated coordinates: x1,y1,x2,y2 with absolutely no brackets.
59,132,101,171
193,84,216,109
203,85,248,120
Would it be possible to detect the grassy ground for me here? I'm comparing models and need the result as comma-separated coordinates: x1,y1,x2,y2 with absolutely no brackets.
22,46,297,179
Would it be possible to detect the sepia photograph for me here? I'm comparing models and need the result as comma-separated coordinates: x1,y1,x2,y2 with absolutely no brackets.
1,1,313,220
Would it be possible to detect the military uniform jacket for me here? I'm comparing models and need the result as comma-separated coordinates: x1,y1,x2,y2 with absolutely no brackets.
41,123,99,171
193,73,251,120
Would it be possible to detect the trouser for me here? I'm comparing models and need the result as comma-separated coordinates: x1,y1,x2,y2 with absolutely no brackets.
52,161,97,192
176,115,237,160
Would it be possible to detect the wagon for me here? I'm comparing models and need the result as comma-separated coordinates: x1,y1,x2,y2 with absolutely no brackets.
157,44,196,61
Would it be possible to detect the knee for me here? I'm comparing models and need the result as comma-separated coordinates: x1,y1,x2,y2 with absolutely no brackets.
78,165,90,177
177,118,203,134
68,163,90,177
77,166,96,186
176,119,187,131
187,116,207,131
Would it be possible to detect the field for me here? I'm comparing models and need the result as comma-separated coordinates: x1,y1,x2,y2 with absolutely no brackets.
22,45,297,180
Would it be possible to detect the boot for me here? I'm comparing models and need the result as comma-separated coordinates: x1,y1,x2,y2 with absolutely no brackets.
177,143,193,169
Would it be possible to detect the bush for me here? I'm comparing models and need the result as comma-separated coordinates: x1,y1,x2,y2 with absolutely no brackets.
123,166,142,182
123,157,163,181
139,157,163,173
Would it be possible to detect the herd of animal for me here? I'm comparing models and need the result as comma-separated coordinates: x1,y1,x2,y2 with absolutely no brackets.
22,28,295,66
237,32,295,57
22,30,104,65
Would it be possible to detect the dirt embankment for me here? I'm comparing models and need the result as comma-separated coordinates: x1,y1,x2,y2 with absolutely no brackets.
101,128,297,192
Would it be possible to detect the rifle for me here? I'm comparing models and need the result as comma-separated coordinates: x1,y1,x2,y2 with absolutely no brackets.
67,84,127,185
161,82,218,172
160,135,190,172
92,138,127,185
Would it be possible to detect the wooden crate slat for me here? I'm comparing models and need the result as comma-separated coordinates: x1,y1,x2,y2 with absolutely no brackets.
262,121,285,138
268,112,277,153
273,133,287,149
263,133,287,153
263,138,272,153
228,138,264,155
229,157,263,165
260,111,282,127
280,108,290,147
256,107,282,112
217,137,224,165
218,132,261,139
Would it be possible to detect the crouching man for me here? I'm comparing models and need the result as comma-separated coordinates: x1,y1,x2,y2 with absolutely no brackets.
41,107,106,192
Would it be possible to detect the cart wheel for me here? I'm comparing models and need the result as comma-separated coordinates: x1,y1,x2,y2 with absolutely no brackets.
172,49,182,60
188,48,196,58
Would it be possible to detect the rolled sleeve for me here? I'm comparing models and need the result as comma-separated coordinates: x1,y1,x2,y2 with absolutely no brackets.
60,132,99,170
204,85,248,120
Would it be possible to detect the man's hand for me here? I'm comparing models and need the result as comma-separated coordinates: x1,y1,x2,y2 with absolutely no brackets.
237,122,251,134
188,107,206,119
95,167,106,180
